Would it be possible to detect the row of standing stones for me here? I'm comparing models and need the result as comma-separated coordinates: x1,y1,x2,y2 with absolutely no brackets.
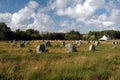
112,41,120,45
36,40,100,53
36,41,66,53
12,40,120,53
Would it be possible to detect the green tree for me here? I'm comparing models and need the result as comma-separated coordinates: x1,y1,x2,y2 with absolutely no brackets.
0,22,13,40
13,29,26,40
65,30,81,40
26,29,41,40
26,29,39,35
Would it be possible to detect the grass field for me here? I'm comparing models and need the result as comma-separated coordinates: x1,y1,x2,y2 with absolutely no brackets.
0,40,120,80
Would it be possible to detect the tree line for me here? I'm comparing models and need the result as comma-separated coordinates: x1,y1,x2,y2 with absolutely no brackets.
0,22,120,40
83,30,120,40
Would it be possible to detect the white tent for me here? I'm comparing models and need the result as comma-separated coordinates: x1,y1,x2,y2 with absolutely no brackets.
99,35,111,41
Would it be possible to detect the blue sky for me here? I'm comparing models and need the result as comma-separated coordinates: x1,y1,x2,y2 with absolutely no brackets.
0,0,120,33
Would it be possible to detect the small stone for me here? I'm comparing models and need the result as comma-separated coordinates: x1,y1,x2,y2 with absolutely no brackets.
88,40,90,43
12,40,16,45
75,40,82,45
45,41,51,46
94,41,100,46
19,40,25,47
25,41,30,44
55,43,58,47
112,46,116,49
61,41,65,46
112,41,115,45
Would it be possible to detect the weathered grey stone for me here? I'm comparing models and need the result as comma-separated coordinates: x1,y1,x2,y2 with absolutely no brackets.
25,41,30,44
55,43,58,47
94,41,100,46
12,40,16,45
61,41,65,46
112,41,119,45
65,44,76,53
19,41,25,47
118,40,120,44
45,41,51,46
112,41,115,45
115,41,119,45
89,44,95,51
75,41,79,44
76,40,82,45
20,43,24,47
36,44,46,53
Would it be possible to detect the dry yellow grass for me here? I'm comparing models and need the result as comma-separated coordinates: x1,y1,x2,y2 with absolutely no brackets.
0,40,120,80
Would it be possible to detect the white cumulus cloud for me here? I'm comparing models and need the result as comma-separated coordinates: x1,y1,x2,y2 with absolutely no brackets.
49,0,120,32
10,1,39,30
0,0,120,33
0,1,56,32
27,12,56,32
0,12,12,24
51,0,105,22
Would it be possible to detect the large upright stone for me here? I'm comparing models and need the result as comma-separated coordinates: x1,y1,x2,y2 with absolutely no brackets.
45,41,51,46
89,44,95,51
65,44,76,53
61,41,65,46
36,44,46,53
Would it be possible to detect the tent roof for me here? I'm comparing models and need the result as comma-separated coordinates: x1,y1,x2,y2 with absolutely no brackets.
99,35,111,41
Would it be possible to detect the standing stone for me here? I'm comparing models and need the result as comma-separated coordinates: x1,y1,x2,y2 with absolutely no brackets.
20,43,24,47
89,44,95,51
118,41,120,44
55,43,58,47
25,41,30,44
78,40,82,45
75,41,79,44
36,44,46,53
112,41,115,45
75,40,82,45
19,40,25,47
65,44,76,53
61,41,65,46
94,41,100,46
115,41,119,45
12,40,16,45
45,41,51,46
